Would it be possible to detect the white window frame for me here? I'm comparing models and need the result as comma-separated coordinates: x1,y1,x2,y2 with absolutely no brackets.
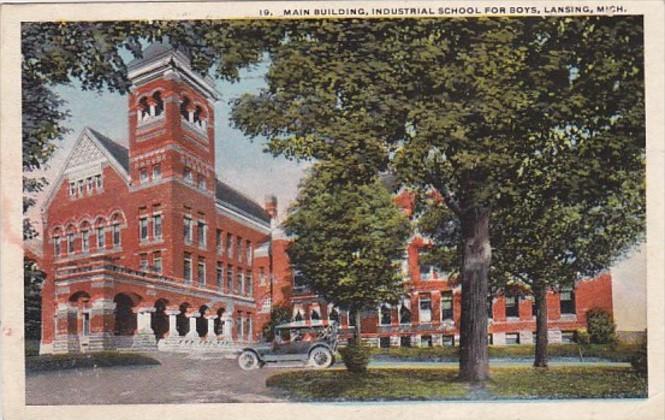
81,230,89,252
112,224,121,247
183,254,192,283
139,217,149,242
152,164,161,181
419,296,432,323
184,216,193,244
153,214,162,239
153,253,162,273
198,259,206,287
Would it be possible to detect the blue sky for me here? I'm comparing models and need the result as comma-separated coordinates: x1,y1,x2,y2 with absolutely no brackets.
30,61,309,228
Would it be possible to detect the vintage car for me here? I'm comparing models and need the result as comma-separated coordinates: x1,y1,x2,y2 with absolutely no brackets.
237,320,339,370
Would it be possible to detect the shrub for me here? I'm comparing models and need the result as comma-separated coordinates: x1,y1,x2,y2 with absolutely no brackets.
575,328,591,345
586,308,616,344
631,334,648,377
339,343,370,373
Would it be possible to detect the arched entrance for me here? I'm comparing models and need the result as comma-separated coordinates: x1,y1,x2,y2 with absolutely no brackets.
113,293,139,335
151,298,169,339
176,303,190,336
196,305,209,337
214,308,225,335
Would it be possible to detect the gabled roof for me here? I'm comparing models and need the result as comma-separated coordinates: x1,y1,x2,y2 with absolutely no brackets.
87,128,129,172
215,179,271,225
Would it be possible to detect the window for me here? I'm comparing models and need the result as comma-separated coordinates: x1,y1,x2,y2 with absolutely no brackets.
505,295,519,318
96,227,105,249
81,230,89,252
236,237,242,260
183,253,192,283
562,331,576,344
216,263,223,289
379,337,391,348
197,175,206,190
400,336,411,347
329,308,340,323
139,217,148,241
311,309,320,320
183,217,192,243
443,335,455,346
226,266,233,292
420,265,433,280
139,254,148,270
293,271,307,290
153,252,162,273
236,271,243,294
87,177,94,193
259,267,266,285
78,180,84,195
112,224,121,247
152,164,161,181
380,305,391,325
421,335,433,347
198,258,206,287
245,271,253,296
419,295,432,323
67,232,75,253
82,313,90,336
95,174,102,189
183,167,193,184
215,229,222,253
197,221,207,248
139,167,148,184
225,233,233,257
441,291,453,321
69,182,76,196
245,240,252,263
505,333,520,345
54,236,61,256
560,288,576,314
153,214,162,239
399,302,411,324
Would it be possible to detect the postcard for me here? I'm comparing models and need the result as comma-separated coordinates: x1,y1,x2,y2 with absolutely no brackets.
1,1,663,419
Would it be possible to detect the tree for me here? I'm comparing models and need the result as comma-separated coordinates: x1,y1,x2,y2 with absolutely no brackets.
24,257,45,340
284,163,411,345
262,305,292,341
230,17,644,381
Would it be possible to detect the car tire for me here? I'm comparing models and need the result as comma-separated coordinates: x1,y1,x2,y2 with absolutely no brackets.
238,350,260,371
308,347,333,369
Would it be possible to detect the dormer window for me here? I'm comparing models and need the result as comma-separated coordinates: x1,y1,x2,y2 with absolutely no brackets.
69,182,76,197
77,180,84,195
95,174,102,189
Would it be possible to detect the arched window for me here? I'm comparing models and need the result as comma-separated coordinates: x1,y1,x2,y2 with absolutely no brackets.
399,302,411,324
152,91,164,117
380,304,392,325
138,96,150,121
294,310,303,322
311,309,320,321
180,96,191,122
329,308,339,323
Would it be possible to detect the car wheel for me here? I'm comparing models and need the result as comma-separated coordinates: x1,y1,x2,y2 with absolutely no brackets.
308,347,333,369
238,350,259,371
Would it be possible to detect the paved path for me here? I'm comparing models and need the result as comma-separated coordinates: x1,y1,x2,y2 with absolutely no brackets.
26,352,288,405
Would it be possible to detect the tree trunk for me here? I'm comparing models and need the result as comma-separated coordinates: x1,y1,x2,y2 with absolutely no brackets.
458,207,491,382
354,310,362,346
533,282,549,368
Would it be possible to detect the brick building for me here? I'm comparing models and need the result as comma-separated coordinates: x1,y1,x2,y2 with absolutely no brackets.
38,43,613,354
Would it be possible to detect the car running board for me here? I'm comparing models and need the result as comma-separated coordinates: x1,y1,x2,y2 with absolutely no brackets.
263,362,307,368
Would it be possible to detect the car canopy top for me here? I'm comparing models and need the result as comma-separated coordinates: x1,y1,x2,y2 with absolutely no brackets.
274,320,337,330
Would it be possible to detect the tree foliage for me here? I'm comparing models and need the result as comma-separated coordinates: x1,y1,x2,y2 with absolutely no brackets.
284,164,411,325
24,257,45,340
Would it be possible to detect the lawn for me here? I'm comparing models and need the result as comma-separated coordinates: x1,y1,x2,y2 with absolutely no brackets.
26,352,160,372
370,343,640,362
267,366,647,401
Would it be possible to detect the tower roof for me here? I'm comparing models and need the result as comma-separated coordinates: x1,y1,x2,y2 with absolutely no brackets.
127,42,189,71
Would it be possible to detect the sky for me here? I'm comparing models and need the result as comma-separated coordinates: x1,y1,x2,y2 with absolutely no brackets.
26,49,646,332
27,60,309,231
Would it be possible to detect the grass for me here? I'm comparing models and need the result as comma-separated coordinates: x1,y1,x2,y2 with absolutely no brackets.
370,343,641,362
26,352,160,372
267,366,647,401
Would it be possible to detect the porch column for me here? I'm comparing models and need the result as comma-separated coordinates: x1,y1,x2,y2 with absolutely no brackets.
221,313,233,340
186,312,200,338
165,307,180,338
134,306,155,334
205,315,218,339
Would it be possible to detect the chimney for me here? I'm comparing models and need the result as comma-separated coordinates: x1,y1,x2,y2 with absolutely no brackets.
264,194,278,219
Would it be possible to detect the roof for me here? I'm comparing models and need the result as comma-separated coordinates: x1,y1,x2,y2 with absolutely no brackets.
87,128,129,172
215,178,271,224
127,42,189,70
